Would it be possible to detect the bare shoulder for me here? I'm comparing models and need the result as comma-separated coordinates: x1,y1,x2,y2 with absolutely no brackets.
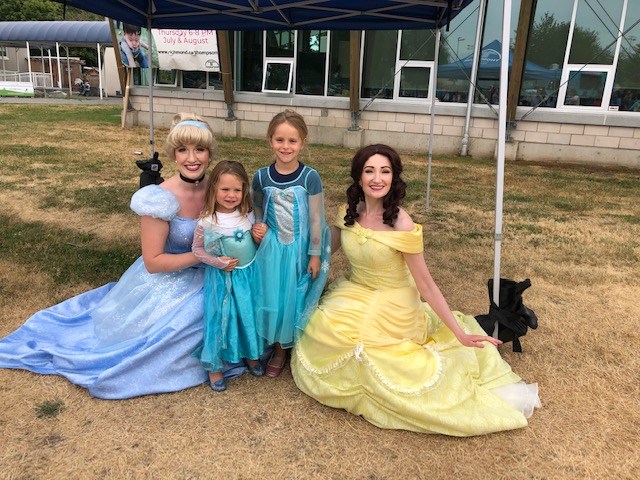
394,208,415,232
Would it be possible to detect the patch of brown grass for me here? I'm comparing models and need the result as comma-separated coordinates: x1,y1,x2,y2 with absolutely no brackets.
1,104,639,479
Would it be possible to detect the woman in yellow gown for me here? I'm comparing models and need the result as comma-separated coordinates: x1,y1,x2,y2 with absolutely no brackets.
291,144,540,436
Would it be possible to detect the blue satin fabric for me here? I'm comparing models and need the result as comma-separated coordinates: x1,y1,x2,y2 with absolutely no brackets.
0,185,248,399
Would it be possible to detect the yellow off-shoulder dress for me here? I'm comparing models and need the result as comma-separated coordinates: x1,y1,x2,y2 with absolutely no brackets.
291,207,539,436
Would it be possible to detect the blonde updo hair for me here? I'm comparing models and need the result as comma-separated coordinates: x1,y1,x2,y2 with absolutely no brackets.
164,112,217,161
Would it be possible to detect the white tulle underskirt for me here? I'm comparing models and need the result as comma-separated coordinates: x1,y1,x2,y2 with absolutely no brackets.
491,382,542,418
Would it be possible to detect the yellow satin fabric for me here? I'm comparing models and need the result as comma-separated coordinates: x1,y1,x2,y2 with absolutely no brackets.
291,207,528,436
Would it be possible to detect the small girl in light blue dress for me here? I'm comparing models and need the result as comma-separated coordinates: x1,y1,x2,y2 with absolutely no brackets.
192,160,265,392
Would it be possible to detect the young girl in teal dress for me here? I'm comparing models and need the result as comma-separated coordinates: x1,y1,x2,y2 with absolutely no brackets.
251,110,331,377
192,161,265,392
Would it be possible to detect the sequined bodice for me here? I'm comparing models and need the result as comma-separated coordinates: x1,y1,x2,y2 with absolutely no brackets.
165,217,197,254
265,186,301,245
219,231,257,267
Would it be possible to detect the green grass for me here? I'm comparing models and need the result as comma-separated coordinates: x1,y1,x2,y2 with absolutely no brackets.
35,400,65,419
0,145,67,158
0,105,121,125
39,184,136,215
0,215,138,286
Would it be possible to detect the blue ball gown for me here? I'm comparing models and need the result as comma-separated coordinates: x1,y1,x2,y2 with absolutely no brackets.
0,185,243,399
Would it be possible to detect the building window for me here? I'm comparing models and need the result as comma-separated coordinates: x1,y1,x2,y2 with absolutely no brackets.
236,31,263,92
208,72,222,89
436,0,482,104
236,29,350,96
611,1,640,112
154,69,177,87
395,30,435,99
564,70,607,106
182,70,207,89
558,0,625,108
361,30,397,99
328,30,350,97
518,0,571,108
296,30,328,95
262,30,295,93
263,60,293,93
0,46,8,60
568,0,623,65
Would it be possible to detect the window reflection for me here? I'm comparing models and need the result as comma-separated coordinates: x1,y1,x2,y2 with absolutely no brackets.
399,67,431,98
362,31,397,99
237,31,262,92
296,30,327,95
612,2,640,111
437,0,482,103
569,0,623,65
183,71,206,89
564,71,607,106
266,30,295,57
328,31,350,97
518,0,572,107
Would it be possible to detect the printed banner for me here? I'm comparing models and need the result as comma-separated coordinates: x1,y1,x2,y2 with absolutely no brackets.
116,23,219,72
154,30,220,72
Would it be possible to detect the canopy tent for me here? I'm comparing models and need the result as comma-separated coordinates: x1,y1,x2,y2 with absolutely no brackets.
49,0,515,319
0,21,111,47
49,1,474,30
439,39,555,81
0,21,113,96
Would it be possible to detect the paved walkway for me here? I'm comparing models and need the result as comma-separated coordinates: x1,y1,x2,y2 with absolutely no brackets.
0,96,122,105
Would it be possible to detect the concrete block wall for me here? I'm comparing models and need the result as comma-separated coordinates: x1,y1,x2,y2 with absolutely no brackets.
129,92,640,168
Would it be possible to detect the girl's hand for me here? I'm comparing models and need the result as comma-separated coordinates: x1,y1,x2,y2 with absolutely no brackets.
307,255,321,279
219,256,239,271
456,332,502,349
252,223,267,243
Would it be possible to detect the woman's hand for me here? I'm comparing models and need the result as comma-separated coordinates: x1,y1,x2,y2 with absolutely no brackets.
307,255,321,279
456,332,502,349
252,223,268,243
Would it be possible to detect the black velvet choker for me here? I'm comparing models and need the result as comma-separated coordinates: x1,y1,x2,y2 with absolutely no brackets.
179,172,205,185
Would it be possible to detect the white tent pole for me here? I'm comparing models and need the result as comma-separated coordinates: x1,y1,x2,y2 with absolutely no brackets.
147,14,155,156
65,46,72,96
426,27,441,211
47,48,53,88
55,42,62,88
26,41,32,85
97,43,104,99
461,0,487,156
492,0,512,337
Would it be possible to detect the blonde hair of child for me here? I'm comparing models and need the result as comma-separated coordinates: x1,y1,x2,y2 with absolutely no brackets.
201,160,253,221
267,109,308,143
165,113,217,161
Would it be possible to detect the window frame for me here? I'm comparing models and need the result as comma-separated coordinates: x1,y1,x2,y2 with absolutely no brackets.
154,68,178,87
262,59,294,93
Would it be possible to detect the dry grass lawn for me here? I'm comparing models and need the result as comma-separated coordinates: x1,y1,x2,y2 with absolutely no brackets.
0,104,638,480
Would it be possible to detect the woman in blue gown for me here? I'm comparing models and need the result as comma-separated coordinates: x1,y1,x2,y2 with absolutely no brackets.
0,114,243,399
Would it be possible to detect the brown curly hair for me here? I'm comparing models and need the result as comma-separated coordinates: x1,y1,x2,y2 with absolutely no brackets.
344,144,406,227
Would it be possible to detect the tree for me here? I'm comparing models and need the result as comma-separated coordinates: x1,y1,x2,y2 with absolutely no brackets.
0,0,101,21
526,12,609,67
1,0,103,67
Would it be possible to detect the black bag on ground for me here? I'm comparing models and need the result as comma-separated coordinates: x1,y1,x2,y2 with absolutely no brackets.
475,278,538,353
136,152,164,188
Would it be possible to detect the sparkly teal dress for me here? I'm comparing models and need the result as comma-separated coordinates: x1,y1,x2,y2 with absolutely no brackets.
193,210,264,371
251,163,331,348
